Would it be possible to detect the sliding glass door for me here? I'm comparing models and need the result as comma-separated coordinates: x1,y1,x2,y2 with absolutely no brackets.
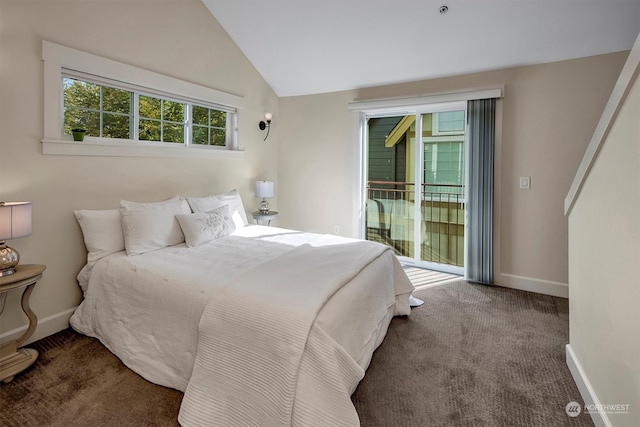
364,102,466,274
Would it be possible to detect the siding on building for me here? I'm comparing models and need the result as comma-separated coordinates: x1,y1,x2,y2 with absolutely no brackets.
367,116,407,186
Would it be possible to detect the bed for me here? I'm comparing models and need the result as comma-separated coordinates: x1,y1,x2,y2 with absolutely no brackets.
70,191,416,426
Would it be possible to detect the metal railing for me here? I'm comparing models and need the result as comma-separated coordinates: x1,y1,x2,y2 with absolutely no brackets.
366,180,465,266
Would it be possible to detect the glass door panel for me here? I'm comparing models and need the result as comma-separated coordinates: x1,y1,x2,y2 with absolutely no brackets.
364,106,466,274
365,115,414,257
420,111,465,268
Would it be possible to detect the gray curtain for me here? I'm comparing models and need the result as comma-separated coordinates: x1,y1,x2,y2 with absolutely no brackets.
465,98,496,284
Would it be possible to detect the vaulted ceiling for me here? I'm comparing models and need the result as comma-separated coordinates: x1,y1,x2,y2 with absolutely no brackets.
201,0,640,97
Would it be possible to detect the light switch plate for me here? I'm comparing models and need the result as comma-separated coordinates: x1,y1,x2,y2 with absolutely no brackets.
519,176,531,189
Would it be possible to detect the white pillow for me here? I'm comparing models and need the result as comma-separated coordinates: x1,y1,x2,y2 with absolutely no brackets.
185,194,225,214
120,195,179,210
74,209,125,266
187,189,248,228
176,205,236,247
120,198,191,255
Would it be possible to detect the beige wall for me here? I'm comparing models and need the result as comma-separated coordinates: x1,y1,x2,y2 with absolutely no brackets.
568,71,639,425
0,0,631,342
278,52,628,294
0,0,279,335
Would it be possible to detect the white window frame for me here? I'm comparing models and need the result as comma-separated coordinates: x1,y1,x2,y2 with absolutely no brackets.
42,40,244,159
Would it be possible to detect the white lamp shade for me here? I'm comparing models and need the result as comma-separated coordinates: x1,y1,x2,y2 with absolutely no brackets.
255,181,275,199
0,202,32,241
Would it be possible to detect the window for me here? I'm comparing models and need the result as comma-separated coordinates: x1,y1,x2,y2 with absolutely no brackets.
43,40,244,159
63,78,132,139
191,105,227,146
62,74,231,147
424,139,465,195
432,111,465,135
138,95,184,143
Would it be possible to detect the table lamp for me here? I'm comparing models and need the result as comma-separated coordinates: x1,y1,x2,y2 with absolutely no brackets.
255,181,274,214
0,202,32,277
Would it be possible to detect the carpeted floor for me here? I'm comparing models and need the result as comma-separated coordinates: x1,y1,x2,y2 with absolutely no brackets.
0,279,594,427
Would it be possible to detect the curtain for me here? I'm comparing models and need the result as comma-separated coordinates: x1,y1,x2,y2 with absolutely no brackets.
465,98,496,284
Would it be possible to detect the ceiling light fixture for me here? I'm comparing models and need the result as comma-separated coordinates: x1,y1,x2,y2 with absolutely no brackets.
439,5,448,14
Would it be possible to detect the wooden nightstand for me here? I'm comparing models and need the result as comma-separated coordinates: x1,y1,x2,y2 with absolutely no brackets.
251,211,278,226
0,264,46,383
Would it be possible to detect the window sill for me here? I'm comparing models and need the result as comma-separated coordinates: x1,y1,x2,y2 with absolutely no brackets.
41,139,244,160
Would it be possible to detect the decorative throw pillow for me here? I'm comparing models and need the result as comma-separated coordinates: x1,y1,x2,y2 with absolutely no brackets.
176,205,236,247
120,198,191,255
74,209,125,266
187,189,248,229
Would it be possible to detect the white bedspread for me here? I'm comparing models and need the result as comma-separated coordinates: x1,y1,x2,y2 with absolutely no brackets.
179,238,403,426
70,226,413,425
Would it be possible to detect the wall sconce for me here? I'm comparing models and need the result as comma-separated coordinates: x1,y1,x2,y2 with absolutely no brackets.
0,201,32,277
258,113,272,141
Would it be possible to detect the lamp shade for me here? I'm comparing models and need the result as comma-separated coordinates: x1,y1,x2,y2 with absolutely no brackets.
0,202,32,241
255,181,275,199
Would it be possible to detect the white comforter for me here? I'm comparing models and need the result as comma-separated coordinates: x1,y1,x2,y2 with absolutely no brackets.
70,226,413,425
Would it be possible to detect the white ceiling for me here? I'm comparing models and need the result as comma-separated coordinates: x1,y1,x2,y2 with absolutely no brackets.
201,0,640,97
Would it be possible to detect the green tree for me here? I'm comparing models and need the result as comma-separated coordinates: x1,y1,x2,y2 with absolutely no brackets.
63,78,131,138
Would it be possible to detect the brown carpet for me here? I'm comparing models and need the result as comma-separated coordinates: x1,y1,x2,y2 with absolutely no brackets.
0,280,594,427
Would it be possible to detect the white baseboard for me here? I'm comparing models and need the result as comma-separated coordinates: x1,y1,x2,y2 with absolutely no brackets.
0,306,76,346
497,273,568,298
566,344,611,427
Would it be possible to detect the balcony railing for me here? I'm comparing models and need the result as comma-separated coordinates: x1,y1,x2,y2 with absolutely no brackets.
366,180,464,267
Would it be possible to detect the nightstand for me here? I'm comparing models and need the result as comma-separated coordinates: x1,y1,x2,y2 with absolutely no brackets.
0,264,46,383
251,211,278,226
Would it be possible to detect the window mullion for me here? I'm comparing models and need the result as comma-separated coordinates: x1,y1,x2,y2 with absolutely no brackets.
160,100,164,142
99,86,104,137
133,93,139,142
225,111,231,148
185,104,191,147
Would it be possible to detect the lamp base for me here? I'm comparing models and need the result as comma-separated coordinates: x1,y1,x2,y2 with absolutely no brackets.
259,199,270,214
0,243,19,277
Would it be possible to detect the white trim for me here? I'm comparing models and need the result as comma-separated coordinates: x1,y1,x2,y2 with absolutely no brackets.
422,135,465,143
0,306,76,347
492,100,504,295
497,273,568,298
61,68,238,113
565,34,640,215
42,139,244,159
352,111,366,239
566,344,611,427
348,87,503,114
401,257,464,276
42,41,244,112
413,113,423,261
